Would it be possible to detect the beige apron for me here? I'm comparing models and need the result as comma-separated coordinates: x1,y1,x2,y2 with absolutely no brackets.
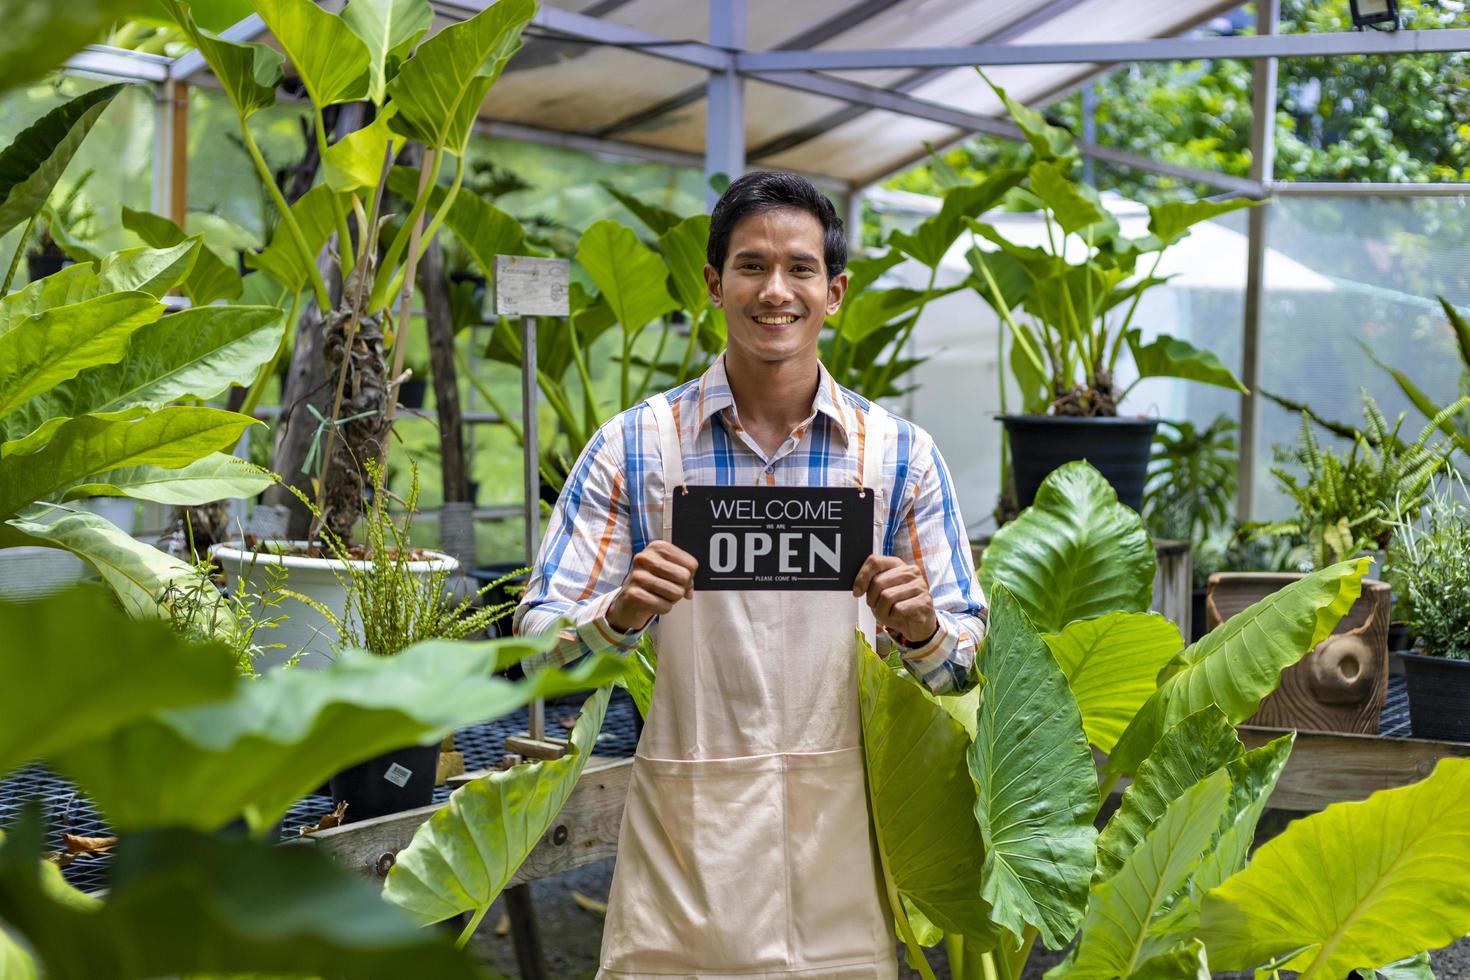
597,392,897,979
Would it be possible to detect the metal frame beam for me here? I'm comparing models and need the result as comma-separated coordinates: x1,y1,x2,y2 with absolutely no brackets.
1237,0,1279,524
706,0,747,205
736,27,1470,72
66,45,170,83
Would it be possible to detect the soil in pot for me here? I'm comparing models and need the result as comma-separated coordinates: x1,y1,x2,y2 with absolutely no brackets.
330,742,440,821
1401,651,1470,742
999,415,1158,513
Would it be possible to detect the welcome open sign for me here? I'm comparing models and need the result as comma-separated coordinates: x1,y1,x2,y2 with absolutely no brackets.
672,486,873,591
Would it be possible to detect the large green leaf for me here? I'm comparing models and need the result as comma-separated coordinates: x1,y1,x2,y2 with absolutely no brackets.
0,407,255,517
576,219,680,332
659,213,714,317
1056,772,1230,980
64,452,271,505
163,0,284,119
3,305,282,445
980,460,1156,634
1107,559,1368,775
384,687,611,925
52,641,629,832
0,85,121,239
436,183,540,268
1131,940,1212,980
342,0,433,104
0,816,484,979
323,104,402,191
888,168,1025,270
386,0,534,155
1044,612,1183,753
0,293,165,420
7,510,222,620
0,2,145,94
978,70,1075,161
969,585,1097,949
254,0,371,106
0,587,236,777
120,207,243,305
0,241,198,339
1028,161,1105,237
1200,758,1470,979
243,183,344,291
1094,706,1241,883
1147,198,1260,247
616,635,657,720
1358,952,1435,980
856,635,999,949
603,182,684,236
1126,330,1247,393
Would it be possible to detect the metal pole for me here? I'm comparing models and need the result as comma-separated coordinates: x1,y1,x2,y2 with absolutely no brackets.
523,314,543,742
1081,83,1098,187
1237,0,1278,523
705,0,747,208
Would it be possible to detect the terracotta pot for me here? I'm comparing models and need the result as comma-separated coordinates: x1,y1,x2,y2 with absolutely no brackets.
1206,572,1391,734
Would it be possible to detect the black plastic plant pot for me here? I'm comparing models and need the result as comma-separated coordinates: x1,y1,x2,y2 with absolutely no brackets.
470,561,531,642
999,414,1159,513
1401,651,1470,742
1191,586,1210,644
396,378,428,409
26,251,69,282
330,743,440,821
1387,622,1415,653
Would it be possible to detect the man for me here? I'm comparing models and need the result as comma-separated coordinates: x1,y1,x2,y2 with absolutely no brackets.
515,171,987,979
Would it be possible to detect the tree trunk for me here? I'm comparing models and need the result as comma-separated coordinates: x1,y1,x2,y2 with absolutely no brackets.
320,267,390,543
418,237,468,503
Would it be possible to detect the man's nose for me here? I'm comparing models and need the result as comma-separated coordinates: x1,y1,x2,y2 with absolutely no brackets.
758,269,794,305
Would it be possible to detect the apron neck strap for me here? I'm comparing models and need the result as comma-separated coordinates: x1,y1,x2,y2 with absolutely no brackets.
861,400,889,492
647,393,685,490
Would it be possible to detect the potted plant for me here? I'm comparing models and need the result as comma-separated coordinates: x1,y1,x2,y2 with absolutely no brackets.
1391,474,1470,741
187,0,538,650
964,74,1256,513
1211,393,1467,732
290,462,516,818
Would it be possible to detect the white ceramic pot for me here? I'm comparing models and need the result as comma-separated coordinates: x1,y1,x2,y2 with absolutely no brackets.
210,540,458,671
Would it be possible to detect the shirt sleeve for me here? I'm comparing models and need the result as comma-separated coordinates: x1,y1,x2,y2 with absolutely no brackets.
883,428,989,695
513,418,646,672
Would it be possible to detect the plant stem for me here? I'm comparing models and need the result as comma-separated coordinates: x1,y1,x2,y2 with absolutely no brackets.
980,950,1000,980
455,905,489,950
368,148,439,312
564,306,604,432
973,250,1045,379
870,264,937,399
1,212,36,294
240,288,304,419
1005,925,1037,979
455,345,522,441
1110,250,1165,373
316,105,354,281
1098,770,1121,806
240,119,330,311
633,317,673,404
674,307,704,384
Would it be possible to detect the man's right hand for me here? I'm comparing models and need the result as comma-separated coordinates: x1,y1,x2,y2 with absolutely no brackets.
606,541,698,634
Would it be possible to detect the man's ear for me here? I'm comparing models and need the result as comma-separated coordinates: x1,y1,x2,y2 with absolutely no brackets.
704,264,723,307
825,270,849,316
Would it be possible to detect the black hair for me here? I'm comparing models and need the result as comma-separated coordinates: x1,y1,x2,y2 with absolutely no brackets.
706,170,847,280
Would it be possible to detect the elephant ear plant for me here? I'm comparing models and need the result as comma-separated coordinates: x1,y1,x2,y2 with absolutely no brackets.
163,0,537,542
859,460,1470,978
0,87,283,620
964,72,1254,418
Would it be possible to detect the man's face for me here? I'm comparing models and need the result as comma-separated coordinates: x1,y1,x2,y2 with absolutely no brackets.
705,207,848,366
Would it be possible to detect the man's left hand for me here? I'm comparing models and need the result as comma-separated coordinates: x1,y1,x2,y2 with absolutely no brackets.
852,555,938,647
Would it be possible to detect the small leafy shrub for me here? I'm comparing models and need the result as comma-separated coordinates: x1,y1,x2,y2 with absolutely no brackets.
1391,476,1470,660
158,556,290,675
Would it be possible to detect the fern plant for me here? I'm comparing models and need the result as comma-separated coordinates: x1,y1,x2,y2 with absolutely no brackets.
1250,391,1469,569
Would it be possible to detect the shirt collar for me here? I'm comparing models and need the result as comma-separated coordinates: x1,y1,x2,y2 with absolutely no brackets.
693,353,854,445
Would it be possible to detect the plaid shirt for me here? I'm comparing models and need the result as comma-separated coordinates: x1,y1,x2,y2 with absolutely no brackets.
513,354,987,694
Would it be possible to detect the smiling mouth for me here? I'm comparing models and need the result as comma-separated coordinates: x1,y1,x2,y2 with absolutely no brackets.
753,314,800,325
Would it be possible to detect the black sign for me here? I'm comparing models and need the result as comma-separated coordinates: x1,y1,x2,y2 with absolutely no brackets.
672,485,873,591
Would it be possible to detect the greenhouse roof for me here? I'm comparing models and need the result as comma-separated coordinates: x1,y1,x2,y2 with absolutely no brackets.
73,0,1470,194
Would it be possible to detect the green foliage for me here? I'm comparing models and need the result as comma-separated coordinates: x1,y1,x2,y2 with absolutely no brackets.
0,1,147,93
1145,415,1238,545
384,687,611,939
159,554,289,674
857,634,999,958
0,587,237,778
0,811,486,980
163,0,285,120
254,0,372,107
1253,391,1465,569
1389,474,1470,659
342,0,433,106
0,83,121,242
1365,296,1470,460
969,585,1097,949
980,460,1156,633
1199,758,1470,978
1043,612,1183,754
120,206,243,304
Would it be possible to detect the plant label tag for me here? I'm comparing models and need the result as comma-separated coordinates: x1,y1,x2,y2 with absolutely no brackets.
383,763,413,788
673,486,873,591
494,255,569,317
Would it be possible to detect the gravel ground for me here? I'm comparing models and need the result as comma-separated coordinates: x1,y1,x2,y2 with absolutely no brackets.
467,856,1470,979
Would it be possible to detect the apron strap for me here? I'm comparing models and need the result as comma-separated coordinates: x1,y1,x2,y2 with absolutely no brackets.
647,392,683,542
858,399,889,644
